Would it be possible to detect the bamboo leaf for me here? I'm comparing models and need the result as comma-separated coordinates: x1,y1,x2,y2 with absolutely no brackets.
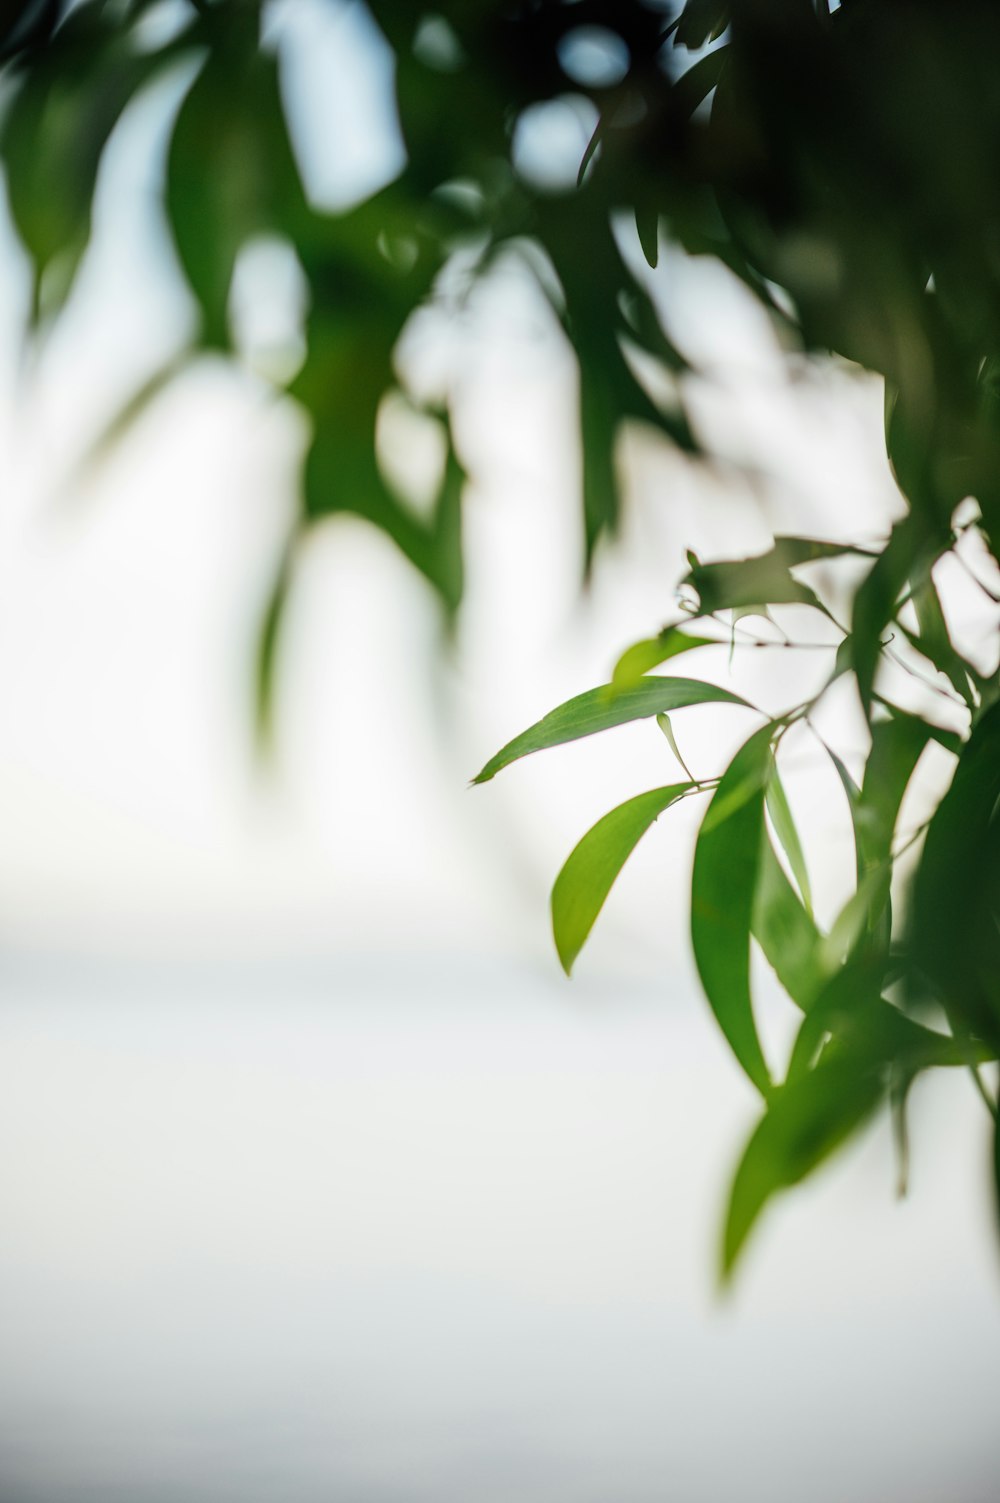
611,628,715,690
656,712,695,781
752,833,824,1012
473,676,751,784
551,783,692,975
722,1053,885,1278
765,762,813,917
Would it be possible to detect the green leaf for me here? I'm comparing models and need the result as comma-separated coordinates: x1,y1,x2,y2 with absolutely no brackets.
909,699,1000,1045
904,573,977,706
994,1107,1000,1241
551,783,693,975
656,712,695,781
722,1052,885,1278
635,204,658,269
254,539,294,756
611,627,715,689
823,711,934,968
752,833,825,1012
683,537,863,619
0,3,168,319
473,676,751,784
850,514,939,715
691,722,775,1095
674,0,730,50
167,38,307,347
765,763,813,916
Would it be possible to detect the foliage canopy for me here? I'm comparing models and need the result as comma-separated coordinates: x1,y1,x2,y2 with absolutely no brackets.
3,0,1000,1276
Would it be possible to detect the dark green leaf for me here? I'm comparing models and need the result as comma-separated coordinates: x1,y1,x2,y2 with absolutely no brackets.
167,40,307,346
473,676,751,784
254,539,294,755
0,3,168,318
635,204,658,269
551,783,693,975
675,0,730,50
904,573,977,706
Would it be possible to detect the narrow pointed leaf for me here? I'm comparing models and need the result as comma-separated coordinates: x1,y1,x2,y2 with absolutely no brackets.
635,205,658,269
552,783,692,975
765,763,813,916
473,676,750,784
752,833,824,1012
691,723,775,1095
722,1054,885,1278
656,712,695,781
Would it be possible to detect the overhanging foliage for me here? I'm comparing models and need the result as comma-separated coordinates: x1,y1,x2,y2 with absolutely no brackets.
3,0,999,1277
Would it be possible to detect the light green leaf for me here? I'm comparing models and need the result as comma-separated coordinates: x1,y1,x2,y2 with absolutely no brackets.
473,676,751,784
691,722,775,1095
551,782,693,975
611,628,715,690
656,712,695,781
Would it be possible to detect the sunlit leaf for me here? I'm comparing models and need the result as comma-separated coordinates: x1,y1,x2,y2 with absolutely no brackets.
551,782,692,975
611,627,715,689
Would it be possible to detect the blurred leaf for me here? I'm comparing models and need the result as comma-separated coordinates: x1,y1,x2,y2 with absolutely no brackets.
473,676,751,784
611,627,715,689
675,0,730,50
0,1,173,318
722,1052,885,1278
551,782,692,974
254,539,293,756
692,722,775,1095
904,572,977,706
684,537,863,618
167,33,307,346
673,46,730,119
910,699,1000,1045
995,1108,1000,1239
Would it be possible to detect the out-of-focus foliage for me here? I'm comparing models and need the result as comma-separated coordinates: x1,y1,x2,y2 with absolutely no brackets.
3,0,1000,1276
